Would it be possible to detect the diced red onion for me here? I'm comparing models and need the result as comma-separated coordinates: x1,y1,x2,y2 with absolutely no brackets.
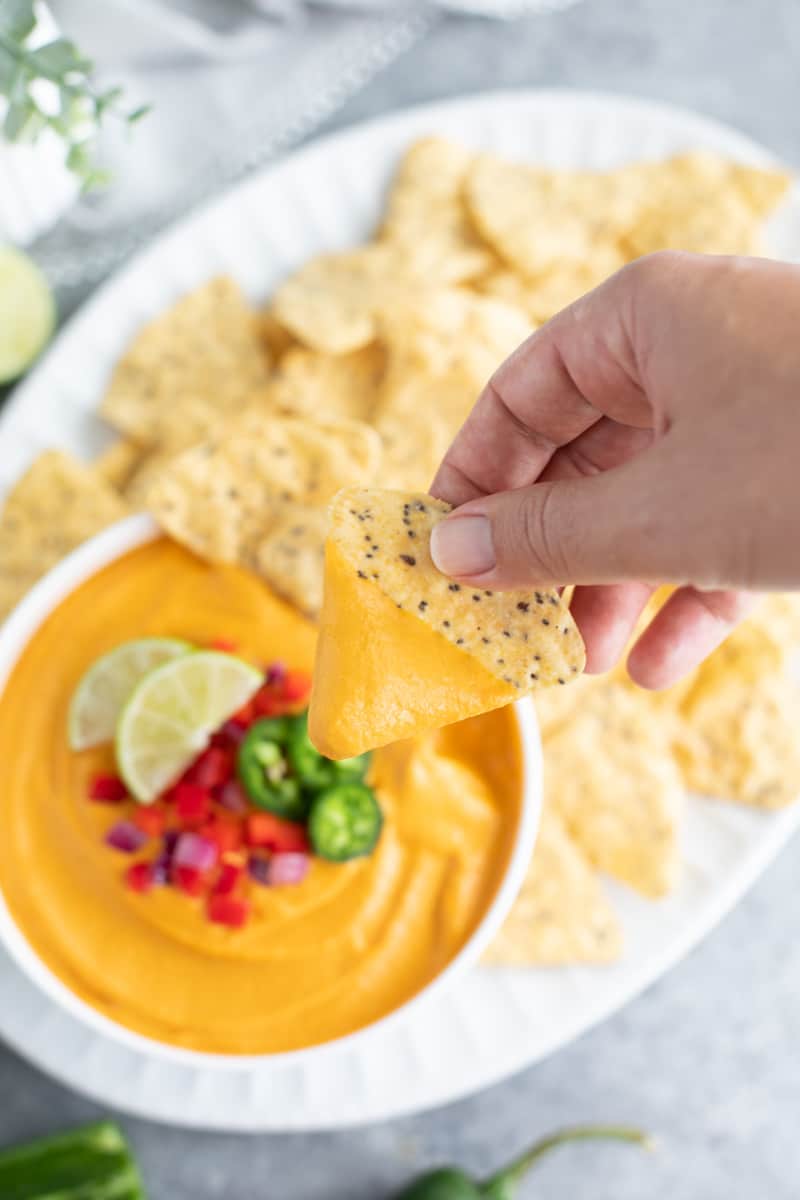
265,661,287,686
162,830,179,857
105,821,149,854
174,832,218,872
268,852,309,886
218,720,247,747
248,855,271,886
151,859,171,886
218,780,249,814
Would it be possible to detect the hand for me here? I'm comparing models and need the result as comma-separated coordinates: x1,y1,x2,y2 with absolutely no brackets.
430,251,800,688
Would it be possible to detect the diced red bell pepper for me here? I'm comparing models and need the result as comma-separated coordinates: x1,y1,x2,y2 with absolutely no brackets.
252,686,281,718
246,812,310,853
209,637,238,653
184,746,234,789
126,862,155,894
173,783,212,826
214,860,244,896
198,816,243,855
172,865,206,897
88,774,128,803
207,893,250,928
132,805,167,838
281,669,313,703
230,699,257,728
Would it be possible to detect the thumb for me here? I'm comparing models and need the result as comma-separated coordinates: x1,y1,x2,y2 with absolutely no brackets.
429,451,705,590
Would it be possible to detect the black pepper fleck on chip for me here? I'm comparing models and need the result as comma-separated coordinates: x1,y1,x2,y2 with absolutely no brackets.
472,594,481,602
542,618,550,626
399,554,416,566
448,583,461,592
357,570,367,579
418,600,428,611
517,601,530,612
456,638,465,645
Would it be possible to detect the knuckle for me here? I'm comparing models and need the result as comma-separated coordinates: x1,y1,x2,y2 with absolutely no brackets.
691,588,757,627
516,485,571,584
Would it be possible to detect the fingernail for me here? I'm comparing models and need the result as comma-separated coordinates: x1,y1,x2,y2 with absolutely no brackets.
430,515,495,577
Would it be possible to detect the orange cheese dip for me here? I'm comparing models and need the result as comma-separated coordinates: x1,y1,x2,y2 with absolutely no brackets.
0,538,523,1054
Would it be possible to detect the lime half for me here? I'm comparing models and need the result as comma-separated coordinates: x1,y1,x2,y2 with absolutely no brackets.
116,651,263,803
68,638,193,751
0,246,55,383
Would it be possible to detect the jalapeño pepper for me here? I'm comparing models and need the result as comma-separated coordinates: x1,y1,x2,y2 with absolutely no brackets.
395,1126,652,1200
287,713,337,789
237,717,306,822
308,782,383,862
287,712,371,788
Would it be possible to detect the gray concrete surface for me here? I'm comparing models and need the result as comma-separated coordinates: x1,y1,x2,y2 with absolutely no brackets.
3,1,800,1195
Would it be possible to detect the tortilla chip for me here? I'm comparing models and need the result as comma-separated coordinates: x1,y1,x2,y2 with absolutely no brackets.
261,343,386,424
535,671,596,738
746,592,800,656
92,439,146,492
122,449,176,509
272,245,413,355
379,137,494,283
478,247,626,324
543,682,684,897
147,413,380,568
0,451,129,619
258,309,296,361
484,807,623,965
374,398,459,492
253,502,327,620
101,277,269,447
377,287,532,385
467,154,641,276
676,666,800,809
622,153,792,257
371,361,476,491
308,488,584,758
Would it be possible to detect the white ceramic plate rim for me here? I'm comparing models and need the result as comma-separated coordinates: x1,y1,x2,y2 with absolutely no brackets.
0,88,798,1129
0,514,542,1070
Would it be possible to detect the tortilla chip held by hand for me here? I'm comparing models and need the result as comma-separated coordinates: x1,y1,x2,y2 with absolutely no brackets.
308,488,585,759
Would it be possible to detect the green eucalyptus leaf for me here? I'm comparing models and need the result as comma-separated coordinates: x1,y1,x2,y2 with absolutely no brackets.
127,104,150,124
80,165,111,191
16,104,44,140
0,45,16,91
0,0,37,40
3,96,30,139
95,85,122,115
65,139,93,175
32,38,91,76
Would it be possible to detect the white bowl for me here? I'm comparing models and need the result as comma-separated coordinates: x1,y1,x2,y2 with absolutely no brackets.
0,513,542,1069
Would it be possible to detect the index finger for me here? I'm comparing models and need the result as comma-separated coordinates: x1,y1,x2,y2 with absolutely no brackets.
430,268,651,505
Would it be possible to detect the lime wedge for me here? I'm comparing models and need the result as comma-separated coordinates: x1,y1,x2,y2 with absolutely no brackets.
68,638,193,751
0,246,55,383
115,651,263,803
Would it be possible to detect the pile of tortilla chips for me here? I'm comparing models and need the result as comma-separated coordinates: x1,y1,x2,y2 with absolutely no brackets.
1,136,797,967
